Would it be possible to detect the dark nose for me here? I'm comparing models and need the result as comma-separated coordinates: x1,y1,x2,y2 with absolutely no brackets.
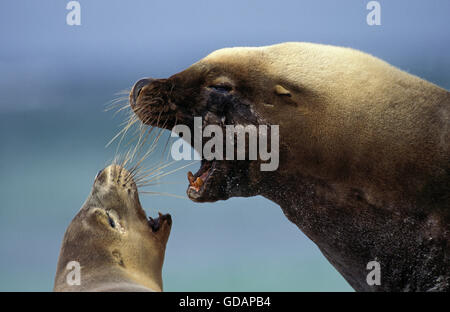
131,78,153,105
95,169,103,180
95,168,106,184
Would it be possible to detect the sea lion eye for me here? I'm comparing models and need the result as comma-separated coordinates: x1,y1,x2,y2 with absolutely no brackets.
108,217,116,228
106,211,116,228
209,84,232,93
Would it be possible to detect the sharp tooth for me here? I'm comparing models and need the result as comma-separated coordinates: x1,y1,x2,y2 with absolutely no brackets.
187,171,195,185
194,177,204,187
158,212,163,218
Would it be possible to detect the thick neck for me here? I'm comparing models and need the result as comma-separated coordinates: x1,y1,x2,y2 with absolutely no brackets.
54,264,162,292
87,267,163,292
261,173,450,291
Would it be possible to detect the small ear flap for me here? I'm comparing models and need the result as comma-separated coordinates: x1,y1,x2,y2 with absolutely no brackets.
274,85,291,97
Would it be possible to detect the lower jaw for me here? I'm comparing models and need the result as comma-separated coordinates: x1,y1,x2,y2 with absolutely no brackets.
185,160,238,202
186,180,233,202
186,177,213,201
186,187,204,201
186,178,222,202
186,160,215,201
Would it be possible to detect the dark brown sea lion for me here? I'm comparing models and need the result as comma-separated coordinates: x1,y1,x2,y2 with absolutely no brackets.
54,165,172,291
129,42,449,291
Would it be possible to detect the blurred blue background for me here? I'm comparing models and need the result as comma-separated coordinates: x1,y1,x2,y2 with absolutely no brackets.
0,0,449,291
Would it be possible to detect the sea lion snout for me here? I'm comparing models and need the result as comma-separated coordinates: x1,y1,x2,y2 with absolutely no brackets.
129,59,272,203
94,164,136,190
87,164,145,228
130,78,154,107
91,164,172,237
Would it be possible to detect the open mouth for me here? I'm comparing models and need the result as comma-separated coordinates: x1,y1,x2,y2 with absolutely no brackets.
185,157,245,202
147,212,172,232
186,159,219,200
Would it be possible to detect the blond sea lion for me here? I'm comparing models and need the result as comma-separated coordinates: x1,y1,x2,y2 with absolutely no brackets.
54,164,172,292
129,42,449,291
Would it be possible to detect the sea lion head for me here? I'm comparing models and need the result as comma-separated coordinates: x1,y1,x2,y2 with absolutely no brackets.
54,164,172,291
130,43,449,205
129,47,292,203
